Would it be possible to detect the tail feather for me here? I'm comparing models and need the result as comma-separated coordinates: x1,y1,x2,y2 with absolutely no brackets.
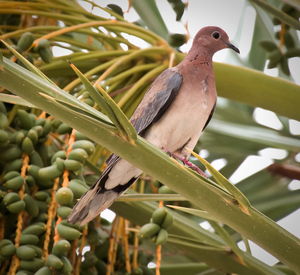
67,184,120,225
68,176,139,225
68,156,142,225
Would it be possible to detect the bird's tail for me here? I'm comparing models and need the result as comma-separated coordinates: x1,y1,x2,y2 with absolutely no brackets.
67,181,120,226
68,177,139,225
68,158,140,225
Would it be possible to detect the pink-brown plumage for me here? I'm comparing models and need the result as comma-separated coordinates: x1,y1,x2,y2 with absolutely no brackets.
68,26,239,225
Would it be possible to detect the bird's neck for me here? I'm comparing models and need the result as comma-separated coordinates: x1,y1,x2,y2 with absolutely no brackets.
184,47,213,66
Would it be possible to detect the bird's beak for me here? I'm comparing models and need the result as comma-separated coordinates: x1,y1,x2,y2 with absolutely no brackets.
226,42,240,54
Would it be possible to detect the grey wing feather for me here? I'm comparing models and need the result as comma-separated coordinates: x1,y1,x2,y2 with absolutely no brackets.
102,69,183,177
130,68,183,135
101,69,183,185
104,70,182,167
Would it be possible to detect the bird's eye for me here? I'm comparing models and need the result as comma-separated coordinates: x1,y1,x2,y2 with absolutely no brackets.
212,31,220,39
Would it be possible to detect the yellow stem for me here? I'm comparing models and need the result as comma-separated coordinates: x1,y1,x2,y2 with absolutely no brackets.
84,0,126,22
38,111,46,119
132,228,139,270
53,217,62,243
105,63,159,86
32,20,165,48
0,9,89,24
9,154,29,275
122,219,132,273
106,218,119,275
168,52,175,68
155,201,164,275
94,48,169,86
112,217,123,265
70,239,78,265
43,178,60,258
279,23,286,50
63,59,116,92
155,245,162,275
74,226,88,275
0,1,101,19
54,129,76,241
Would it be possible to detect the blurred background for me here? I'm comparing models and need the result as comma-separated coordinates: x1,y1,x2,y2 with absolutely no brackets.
1,0,300,273
70,0,300,266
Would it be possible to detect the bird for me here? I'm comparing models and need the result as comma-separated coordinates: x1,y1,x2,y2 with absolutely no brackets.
68,26,240,225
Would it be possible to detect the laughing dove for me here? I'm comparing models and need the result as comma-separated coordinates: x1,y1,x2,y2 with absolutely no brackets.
68,26,240,225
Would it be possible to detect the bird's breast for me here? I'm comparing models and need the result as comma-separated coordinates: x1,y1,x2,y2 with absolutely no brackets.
144,75,216,152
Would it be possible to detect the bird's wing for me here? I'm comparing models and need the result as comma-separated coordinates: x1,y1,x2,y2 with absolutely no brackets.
104,69,183,173
202,102,216,131
130,68,183,135
104,68,183,167
68,68,183,225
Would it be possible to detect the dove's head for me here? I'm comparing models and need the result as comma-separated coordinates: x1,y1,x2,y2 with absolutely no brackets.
191,26,239,56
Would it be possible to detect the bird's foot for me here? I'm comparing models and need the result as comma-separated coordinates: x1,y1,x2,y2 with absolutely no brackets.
169,152,207,178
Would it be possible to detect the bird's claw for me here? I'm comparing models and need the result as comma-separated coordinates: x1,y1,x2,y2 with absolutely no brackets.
168,152,207,178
